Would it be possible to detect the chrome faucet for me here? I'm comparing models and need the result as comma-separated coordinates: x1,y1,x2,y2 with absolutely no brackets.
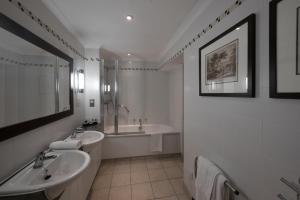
138,118,143,131
119,104,130,114
33,151,46,169
71,127,84,138
33,151,57,169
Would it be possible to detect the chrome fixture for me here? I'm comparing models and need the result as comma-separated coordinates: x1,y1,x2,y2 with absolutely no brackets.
99,59,105,132
33,152,46,169
113,60,119,134
138,118,143,131
33,151,57,169
277,194,289,200
43,167,52,180
71,127,84,139
194,156,240,199
119,104,130,114
279,177,300,200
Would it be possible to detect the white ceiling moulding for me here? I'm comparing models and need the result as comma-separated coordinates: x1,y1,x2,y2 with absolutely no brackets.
7,0,88,60
159,0,245,70
159,0,213,61
41,0,78,43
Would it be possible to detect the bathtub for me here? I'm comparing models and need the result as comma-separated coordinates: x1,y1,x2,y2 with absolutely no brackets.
104,124,175,135
102,124,181,159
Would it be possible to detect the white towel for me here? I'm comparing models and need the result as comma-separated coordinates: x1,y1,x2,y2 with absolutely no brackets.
49,140,82,150
150,134,162,152
195,156,222,200
211,174,227,200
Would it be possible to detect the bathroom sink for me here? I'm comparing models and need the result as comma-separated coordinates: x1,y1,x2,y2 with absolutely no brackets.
0,150,90,200
67,131,104,152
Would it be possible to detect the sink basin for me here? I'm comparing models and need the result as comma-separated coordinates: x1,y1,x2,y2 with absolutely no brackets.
0,150,90,199
67,131,104,152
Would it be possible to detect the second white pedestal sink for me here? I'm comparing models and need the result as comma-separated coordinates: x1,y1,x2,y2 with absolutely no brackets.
0,150,90,200
66,131,104,152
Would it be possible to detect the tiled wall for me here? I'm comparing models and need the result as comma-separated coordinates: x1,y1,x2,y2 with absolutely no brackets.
85,48,101,122
167,65,184,153
117,69,169,125
0,0,85,181
163,0,300,199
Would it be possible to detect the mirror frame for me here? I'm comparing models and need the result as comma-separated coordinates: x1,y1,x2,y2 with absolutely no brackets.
0,13,74,142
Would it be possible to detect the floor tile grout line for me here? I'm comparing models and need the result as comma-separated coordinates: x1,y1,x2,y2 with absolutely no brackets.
146,164,155,199
91,156,183,200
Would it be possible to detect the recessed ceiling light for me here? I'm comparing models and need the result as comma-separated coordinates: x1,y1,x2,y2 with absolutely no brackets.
127,53,131,56
126,15,133,21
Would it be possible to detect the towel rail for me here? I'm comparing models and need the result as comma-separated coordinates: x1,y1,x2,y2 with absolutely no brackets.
279,177,300,200
280,178,300,196
277,194,289,200
194,156,240,196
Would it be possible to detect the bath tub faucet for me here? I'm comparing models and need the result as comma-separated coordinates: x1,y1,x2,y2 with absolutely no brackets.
119,104,130,114
138,118,143,131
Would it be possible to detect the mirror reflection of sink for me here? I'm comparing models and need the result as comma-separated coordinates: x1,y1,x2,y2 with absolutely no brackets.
66,131,104,152
0,150,90,200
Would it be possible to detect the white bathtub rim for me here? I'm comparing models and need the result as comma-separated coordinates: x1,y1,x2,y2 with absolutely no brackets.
104,124,180,138
104,131,180,138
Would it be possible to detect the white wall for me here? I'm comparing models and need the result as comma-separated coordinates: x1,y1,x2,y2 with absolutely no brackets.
85,48,100,122
167,65,184,153
0,0,85,181
163,0,300,199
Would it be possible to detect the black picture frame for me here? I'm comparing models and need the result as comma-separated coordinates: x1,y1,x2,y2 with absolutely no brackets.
0,13,74,142
199,14,256,97
270,0,300,99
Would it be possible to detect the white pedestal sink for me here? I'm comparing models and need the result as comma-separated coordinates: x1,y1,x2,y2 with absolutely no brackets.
66,131,104,152
0,150,90,200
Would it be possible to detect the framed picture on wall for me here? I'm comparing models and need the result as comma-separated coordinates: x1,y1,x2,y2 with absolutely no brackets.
270,0,300,99
199,14,255,97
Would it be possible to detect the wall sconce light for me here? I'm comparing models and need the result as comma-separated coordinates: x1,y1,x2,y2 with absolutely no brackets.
104,84,111,93
78,69,85,93
74,69,85,93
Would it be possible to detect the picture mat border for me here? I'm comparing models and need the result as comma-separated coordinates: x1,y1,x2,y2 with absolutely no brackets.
199,14,256,97
204,39,239,85
270,0,300,98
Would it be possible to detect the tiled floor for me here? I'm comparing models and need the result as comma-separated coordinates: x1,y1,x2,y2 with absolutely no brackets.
88,155,191,200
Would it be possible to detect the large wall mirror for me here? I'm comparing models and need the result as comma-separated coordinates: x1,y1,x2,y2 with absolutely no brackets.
0,13,73,141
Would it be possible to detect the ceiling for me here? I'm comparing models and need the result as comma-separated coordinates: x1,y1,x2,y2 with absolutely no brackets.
43,0,199,63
